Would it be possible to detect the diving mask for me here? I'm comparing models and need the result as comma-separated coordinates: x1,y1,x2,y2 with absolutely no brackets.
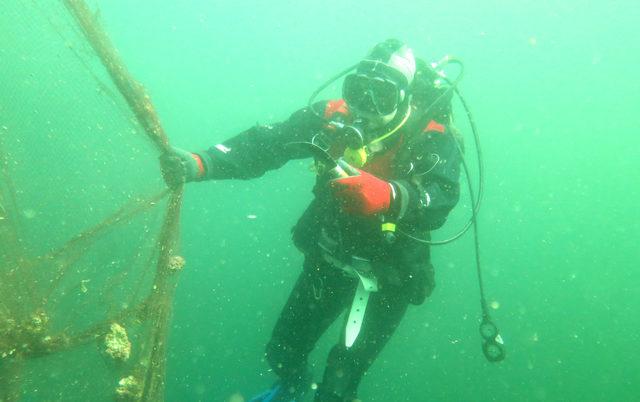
342,73,403,116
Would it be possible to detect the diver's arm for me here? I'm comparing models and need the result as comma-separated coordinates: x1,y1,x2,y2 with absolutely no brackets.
390,127,462,231
196,107,325,180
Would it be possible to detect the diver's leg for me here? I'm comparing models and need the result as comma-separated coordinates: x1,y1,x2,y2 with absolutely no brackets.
265,257,355,396
315,285,410,402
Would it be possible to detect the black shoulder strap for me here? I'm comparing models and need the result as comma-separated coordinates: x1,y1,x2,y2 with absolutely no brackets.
410,58,453,123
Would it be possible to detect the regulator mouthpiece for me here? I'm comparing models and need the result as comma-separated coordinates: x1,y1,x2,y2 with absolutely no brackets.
339,123,368,168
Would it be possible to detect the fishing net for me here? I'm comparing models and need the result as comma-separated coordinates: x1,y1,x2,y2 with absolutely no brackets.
1,1,183,400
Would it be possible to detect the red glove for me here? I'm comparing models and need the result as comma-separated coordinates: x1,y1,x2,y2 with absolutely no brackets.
330,169,392,216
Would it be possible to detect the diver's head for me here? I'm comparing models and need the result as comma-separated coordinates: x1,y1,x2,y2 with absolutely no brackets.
342,39,416,128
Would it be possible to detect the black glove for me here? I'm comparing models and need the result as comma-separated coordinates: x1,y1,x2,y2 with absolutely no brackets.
159,146,206,188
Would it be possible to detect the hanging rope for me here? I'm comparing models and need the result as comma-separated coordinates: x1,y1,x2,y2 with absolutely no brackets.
63,0,171,153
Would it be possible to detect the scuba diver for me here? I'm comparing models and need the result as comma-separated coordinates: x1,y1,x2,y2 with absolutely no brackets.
161,39,463,402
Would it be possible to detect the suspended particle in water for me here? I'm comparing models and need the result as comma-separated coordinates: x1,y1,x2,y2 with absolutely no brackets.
104,323,131,361
22,209,37,219
80,279,90,294
226,393,245,402
489,300,500,310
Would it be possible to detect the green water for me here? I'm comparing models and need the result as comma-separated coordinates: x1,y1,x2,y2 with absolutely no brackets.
2,1,639,401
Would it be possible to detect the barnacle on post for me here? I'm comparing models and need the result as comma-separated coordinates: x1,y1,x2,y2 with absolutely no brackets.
0,316,16,357
167,255,185,272
115,375,142,401
104,323,131,361
24,310,49,335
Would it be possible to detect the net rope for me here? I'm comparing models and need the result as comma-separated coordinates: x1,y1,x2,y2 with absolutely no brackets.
1,1,184,400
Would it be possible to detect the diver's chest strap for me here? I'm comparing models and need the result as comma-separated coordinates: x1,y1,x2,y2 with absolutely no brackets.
320,251,379,348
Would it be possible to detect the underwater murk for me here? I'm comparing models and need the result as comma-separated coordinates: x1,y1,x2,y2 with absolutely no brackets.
1,1,639,402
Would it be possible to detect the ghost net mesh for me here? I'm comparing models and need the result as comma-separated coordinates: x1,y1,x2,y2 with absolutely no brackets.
1,1,184,400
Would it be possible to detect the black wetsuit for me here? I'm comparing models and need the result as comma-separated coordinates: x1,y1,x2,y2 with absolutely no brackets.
201,100,462,401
